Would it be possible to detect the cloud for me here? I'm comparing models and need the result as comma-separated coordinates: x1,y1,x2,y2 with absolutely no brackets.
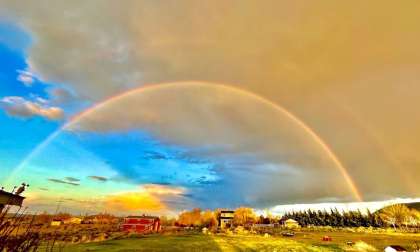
142,151,169,160
47,87,78,104
104,184,186,213
16,69,35,86
64,177,80,182
104,191,164,212
0,96,64,120
2,0,420,206
143,184,185,196
67,83,353,206
47,178,79,186
88,175,108,182
268,198,420,216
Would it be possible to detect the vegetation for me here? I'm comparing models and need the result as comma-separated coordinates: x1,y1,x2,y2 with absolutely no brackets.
378,204,419,228
60,231,420,252
0,206,42,252
174,204,420,231
283,204,420,229
62,233,337,252
1,203,419,251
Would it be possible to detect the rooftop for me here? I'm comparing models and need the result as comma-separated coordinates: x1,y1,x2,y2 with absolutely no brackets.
0,190,25,206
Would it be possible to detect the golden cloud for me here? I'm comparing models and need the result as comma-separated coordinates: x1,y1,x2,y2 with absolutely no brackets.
142,184,185,196
104,184,186,212
105,191,165,212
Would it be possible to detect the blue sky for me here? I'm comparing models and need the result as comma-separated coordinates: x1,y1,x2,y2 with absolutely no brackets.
0,22,59,177
1,2,419,215
0,22,220,213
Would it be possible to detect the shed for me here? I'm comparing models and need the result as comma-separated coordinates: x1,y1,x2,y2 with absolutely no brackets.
384,245,407,252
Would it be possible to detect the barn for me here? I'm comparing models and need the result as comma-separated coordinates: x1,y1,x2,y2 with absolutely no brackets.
121,216,161,233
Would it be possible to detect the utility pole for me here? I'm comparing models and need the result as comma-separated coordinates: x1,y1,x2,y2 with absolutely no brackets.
54,197,64,215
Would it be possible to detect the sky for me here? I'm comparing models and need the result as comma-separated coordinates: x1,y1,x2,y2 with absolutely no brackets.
0,1,419,215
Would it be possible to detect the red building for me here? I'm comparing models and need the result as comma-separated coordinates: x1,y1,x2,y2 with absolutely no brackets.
121,216,161,233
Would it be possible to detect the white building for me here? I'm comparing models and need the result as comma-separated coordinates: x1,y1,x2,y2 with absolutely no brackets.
384,245,407,252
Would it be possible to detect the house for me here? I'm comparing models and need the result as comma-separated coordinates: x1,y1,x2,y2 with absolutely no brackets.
284,218,300,228
219,210,234,229
384,245,407,252
63,217,82,225
0,189,25,213
121,216,160,233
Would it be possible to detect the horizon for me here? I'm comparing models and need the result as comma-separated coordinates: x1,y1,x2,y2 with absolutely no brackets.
7,197,420,218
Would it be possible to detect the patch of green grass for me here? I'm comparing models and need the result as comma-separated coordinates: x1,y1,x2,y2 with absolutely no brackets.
62,233,223,252
289,230,420,250
60,231,420,252
63,233,340,252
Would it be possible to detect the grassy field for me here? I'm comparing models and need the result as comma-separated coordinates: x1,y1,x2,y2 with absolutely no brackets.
60,231,420,252
291,230,419,250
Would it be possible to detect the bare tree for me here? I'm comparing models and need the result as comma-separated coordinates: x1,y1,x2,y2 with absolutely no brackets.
379,204,411,229
233,207,256,226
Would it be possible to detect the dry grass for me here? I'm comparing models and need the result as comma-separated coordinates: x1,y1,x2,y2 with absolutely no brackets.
0,206,42,252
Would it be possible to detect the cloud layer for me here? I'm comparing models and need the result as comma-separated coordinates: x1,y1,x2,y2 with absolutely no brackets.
68,83,360,207
0,96,64,120
48,178,79,186
1,1,420,209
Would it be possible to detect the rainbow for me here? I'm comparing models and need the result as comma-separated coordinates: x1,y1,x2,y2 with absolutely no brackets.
6,81,363,201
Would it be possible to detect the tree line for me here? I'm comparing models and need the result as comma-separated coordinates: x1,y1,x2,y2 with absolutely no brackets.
283,209,384,227
172,204,420,229
283,204,419,228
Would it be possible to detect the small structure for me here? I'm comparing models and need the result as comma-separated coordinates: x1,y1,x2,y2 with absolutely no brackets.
121,216,160,233
0,187,26,213
282,231,295,237
63,217,82,225
51,219,62,226
219,210,234,229
284,218,300,228
322,236,332,242
384,245,407,252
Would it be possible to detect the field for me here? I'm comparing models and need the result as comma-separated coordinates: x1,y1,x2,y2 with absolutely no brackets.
60,231,420,252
